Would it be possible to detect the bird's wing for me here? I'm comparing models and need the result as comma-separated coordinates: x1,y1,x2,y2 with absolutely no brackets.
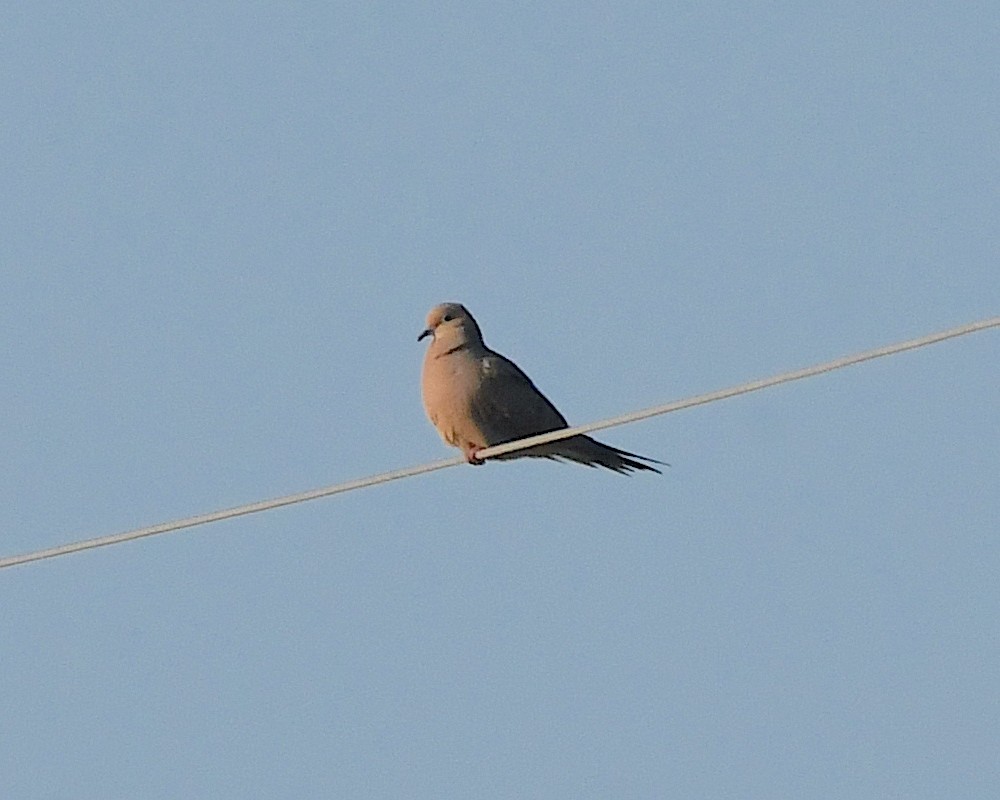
470,350,569,446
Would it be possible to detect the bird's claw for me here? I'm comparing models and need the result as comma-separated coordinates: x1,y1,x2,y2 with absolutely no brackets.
464,447,485,465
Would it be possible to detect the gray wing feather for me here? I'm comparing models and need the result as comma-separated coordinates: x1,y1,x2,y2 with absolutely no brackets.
470,352,568,446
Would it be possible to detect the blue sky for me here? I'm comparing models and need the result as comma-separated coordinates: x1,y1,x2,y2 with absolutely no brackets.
2,3,998,798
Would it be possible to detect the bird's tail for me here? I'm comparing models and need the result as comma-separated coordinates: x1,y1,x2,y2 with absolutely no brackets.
501,434,664,474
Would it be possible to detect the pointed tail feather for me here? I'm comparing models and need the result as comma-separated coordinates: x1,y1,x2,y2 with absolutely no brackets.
501,434,663,474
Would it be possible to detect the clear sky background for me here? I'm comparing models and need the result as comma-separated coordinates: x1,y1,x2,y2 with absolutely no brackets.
2,3,998,798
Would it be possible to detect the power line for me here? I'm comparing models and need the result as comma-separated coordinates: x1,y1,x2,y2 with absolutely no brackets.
481,315,1000,457
1,316,996,570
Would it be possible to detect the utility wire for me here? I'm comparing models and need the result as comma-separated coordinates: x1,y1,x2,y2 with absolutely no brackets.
481,316,1000,457
1,316,996,570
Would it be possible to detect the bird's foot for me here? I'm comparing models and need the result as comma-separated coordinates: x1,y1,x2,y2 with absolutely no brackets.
463,446,485,465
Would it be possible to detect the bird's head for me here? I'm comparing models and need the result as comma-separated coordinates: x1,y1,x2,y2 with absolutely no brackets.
418,303,484,349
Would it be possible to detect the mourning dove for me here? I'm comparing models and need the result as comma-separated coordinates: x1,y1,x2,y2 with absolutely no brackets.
418,303,663,474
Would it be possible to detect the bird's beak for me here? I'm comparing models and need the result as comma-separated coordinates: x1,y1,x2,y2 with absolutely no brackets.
417,328,432,342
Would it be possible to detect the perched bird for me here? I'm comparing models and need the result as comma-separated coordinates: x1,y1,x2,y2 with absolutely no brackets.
418,302,662,474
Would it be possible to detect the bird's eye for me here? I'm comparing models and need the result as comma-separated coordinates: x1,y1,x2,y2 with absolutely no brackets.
442,313,454,322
